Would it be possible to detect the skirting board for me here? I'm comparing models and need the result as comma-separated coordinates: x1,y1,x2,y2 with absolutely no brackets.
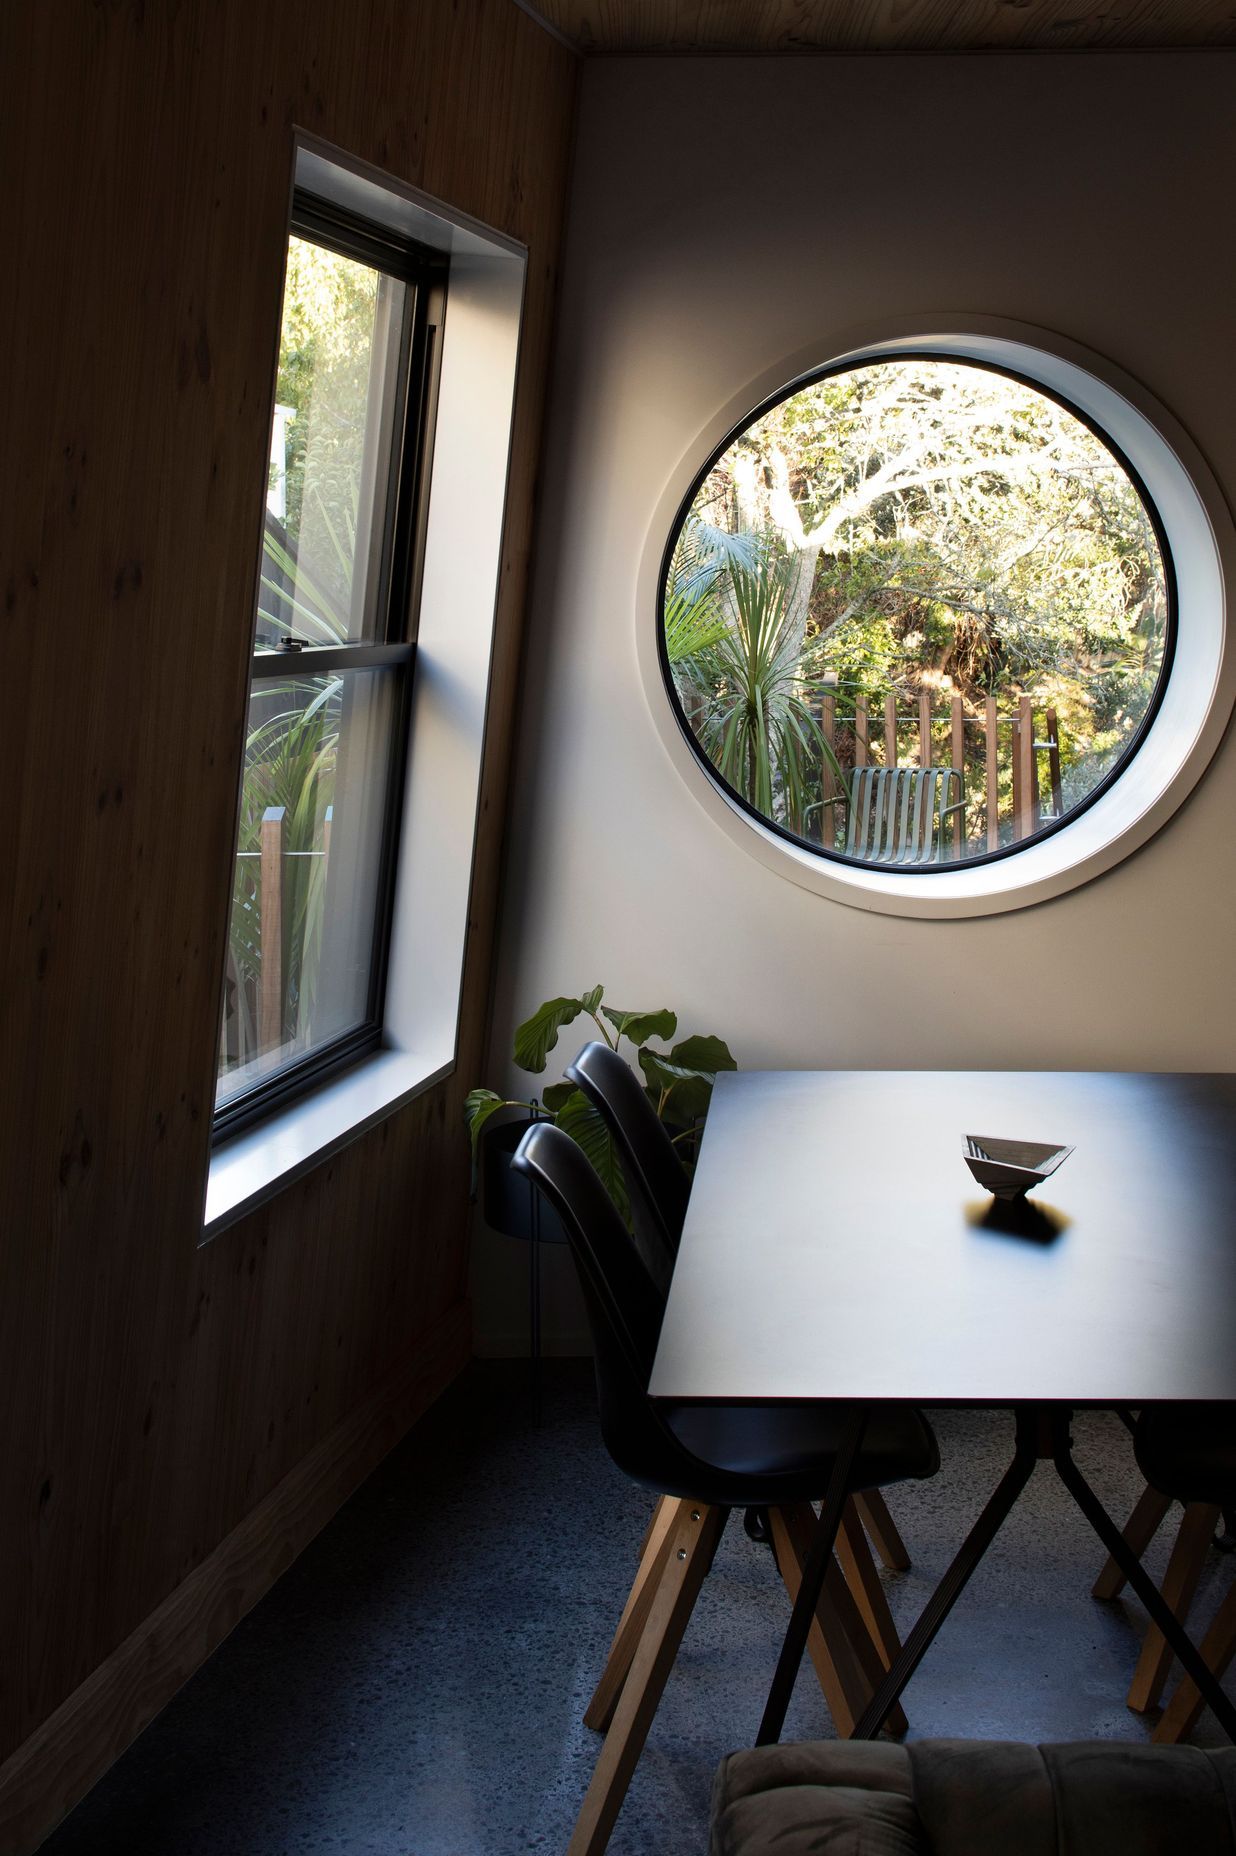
0,1299,471,1856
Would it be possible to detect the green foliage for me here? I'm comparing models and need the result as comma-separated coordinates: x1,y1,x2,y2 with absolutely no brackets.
639,1043,730,1126
513,994,595,1073
225,676,339,1062
463,1087,508,1156
274,236,380,606
662,521,756,663
465,982,737,1218
672,358,1169,854
258,523,351,648
599,1006,678,1047
554,1088,630,1223
670,531,848,839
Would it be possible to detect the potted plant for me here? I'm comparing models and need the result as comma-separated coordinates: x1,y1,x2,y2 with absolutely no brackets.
466,983,737,1229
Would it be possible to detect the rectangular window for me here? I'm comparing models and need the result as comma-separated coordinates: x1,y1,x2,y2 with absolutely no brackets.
215,191,444,1137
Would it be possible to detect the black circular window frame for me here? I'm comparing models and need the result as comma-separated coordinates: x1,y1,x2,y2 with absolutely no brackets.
657,350,1178,877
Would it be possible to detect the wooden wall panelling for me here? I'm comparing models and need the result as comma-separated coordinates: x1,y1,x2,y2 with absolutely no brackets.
532,0,1236,52
0,1303,471,1856
0,1,576,1845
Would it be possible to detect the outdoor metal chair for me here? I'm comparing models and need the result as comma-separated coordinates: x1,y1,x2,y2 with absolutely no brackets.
843,765,964,865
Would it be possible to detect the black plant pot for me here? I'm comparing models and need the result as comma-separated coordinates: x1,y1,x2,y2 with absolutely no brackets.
481,1113,568,1246
481,1114,568,1397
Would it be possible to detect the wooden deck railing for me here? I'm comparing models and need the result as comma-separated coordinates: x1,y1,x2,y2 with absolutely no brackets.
220,803,333,1074
818,682,1062,855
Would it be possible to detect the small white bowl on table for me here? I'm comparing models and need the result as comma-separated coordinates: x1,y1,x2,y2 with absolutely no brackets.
963,1134,1075,1202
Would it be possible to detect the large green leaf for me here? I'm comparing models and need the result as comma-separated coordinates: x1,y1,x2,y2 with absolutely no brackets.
554,1089,630,1222
638,1042,730,1126
541,1081,576,1113
669,1034,737,1074
463,1088,506,1163
513,995,587,1073
663,588,729,664
599,1006,678,1049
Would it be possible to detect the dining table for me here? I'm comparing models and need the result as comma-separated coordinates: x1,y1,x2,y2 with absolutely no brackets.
647,1069,1236,1744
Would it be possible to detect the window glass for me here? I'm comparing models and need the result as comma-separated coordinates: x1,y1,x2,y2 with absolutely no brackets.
217,669,397,1108
661,358,1170,868
260,236,407,648
217,204,435,1134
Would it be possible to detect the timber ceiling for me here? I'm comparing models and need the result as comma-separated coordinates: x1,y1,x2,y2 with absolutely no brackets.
526,1,1236,54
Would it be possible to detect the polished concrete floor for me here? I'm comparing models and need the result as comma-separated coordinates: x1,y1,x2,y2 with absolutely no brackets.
43,1363,1234,1855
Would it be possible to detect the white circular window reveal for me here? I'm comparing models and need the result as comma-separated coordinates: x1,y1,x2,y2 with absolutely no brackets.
637,317,1235,919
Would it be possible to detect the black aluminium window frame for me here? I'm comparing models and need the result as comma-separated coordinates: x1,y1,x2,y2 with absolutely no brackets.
656,350,1178,876
213,188,447,1144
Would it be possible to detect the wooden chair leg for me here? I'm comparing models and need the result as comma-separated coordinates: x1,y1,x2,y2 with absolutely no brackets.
827,1509,909,1737
854,1489,911,1571
770,1503,908,1738
566,1501,726,1856
584,1497,682,1731
1092,1482,1173,1600
769,1504,866,1737
588,1490,911,1748
1155,1577,1236,1744
634,1493,667,1562
837,1498,906,1679
1127,1502,1220,1712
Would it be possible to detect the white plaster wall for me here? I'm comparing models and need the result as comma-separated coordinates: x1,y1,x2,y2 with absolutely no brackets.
475,52,1236,1353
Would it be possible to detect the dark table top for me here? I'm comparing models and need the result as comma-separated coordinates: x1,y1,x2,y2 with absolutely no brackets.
648,1071,1236,1406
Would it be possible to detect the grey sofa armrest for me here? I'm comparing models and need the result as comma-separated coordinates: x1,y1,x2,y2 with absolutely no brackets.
711,1739,1236,1856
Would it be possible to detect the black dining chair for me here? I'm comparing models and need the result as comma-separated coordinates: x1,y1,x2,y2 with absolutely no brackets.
512,1118,940,1856
566,1039,915,1591
1125,1406,1236,1743
566,1039,689,1262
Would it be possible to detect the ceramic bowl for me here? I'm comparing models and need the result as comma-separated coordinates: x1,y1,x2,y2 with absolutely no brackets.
963,1133,1074,1201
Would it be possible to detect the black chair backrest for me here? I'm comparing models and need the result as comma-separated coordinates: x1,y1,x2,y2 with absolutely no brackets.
513,1120,684,1486
513,1121,663,1384
565,1041,691,1255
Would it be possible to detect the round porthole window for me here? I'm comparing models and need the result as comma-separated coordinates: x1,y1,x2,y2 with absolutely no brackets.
646,326,1234,918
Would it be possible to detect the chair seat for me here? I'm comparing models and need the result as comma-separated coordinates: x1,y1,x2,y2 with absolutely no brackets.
654,1401,940,1506
1135,1405,1236,1507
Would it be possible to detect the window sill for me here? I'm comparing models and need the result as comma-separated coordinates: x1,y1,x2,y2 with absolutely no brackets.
203,1048,451,1240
